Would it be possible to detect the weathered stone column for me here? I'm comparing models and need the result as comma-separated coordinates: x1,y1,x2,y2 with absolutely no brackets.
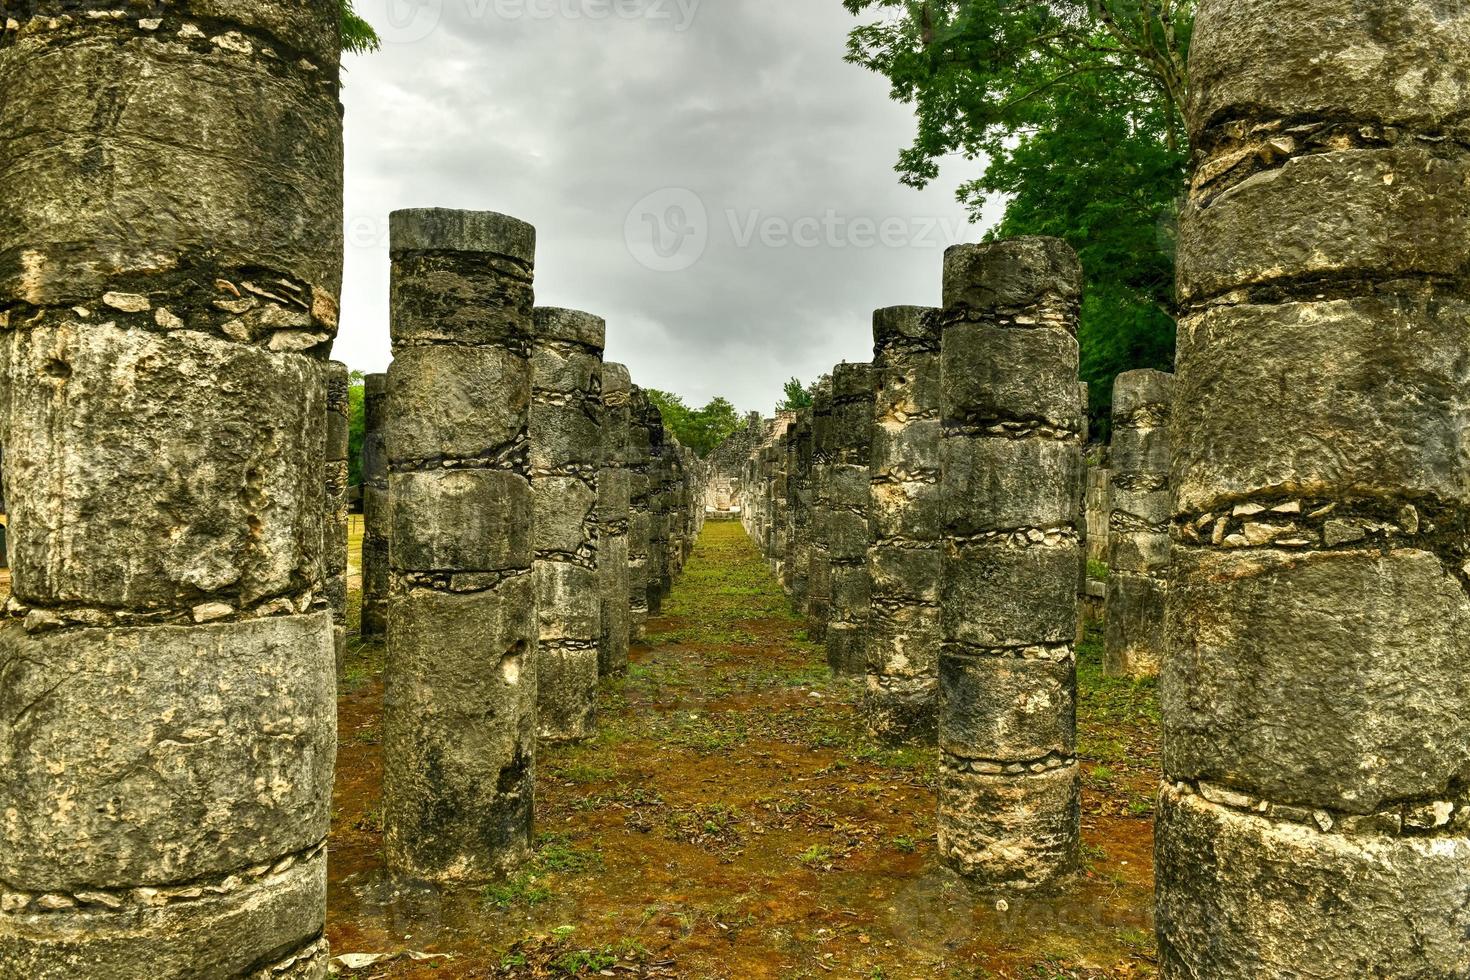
1103,370,1172,678
325,361,351,674
866,307,943,742
0,3,342,972
789,412,814,607
1158,3,1470,974
627,387,653,637
531,308,604,743
383,209,536,882
806,380,835,640
772,434,791,583
937,238,1083,890
360,372,391,639
645,407,670,614
599,363,633,676
826,362,875,677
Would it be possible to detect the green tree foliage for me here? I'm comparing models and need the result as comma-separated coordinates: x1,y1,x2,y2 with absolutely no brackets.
342,1,381,55
644,391,744,458
347,370,366,487
776,377,815,413
844,0,1193,432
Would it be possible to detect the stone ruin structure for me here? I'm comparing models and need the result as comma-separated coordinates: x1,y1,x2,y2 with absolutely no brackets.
10,0,1469,970
598,363,634,677
1157,0,1470,973
382,209,539,883
865,306,943,743
936,239,1083,890
1102,369,1171,678
825,364,875,677
0,1,342,971
361,373,391,639
703,412,765,516
530,308,605,743
325,361,351,674
626,386,655,638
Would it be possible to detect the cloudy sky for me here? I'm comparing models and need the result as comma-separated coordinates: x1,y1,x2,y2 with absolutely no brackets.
340,0,1003,415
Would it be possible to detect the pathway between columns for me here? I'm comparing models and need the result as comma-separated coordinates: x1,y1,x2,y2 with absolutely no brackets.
326,521,1159,979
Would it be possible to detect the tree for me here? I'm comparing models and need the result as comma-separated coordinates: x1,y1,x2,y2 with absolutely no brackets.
644,390,745,458
347,370,366,487
776,377,815,413
342,1,381,55
844,0,1193,432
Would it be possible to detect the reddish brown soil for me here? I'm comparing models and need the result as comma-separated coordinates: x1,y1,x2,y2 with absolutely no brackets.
328,521,1159,979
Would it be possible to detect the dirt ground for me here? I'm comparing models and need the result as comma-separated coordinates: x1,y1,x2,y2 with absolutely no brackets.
328,520,1160,979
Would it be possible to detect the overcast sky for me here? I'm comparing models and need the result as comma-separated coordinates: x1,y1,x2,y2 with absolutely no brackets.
340,0,1002,415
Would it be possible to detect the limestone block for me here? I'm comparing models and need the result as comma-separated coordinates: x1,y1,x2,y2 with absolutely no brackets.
1155,785,1470,979
2,322,324,609
0,850,328,980
937,762,1080,890
385,346,530,466
1172,296,1470,515
383,578,536,881
0,24,341,307
389,470,533,574
1164,546,1470,813
940,438,1081,536
944,541,1079,655
0,614,336,890
867,546,943,605
1188,0,1470,133
939,324,1083,432
941,238,1082,315
1102,572,1167,678
1181,149,1470,303
939,652,1075,763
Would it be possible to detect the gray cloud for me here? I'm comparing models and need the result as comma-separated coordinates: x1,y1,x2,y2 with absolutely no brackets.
338,0,1001,414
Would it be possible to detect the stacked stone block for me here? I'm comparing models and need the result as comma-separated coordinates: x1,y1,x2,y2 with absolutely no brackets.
826,362,875,677
0,2,342,971
1103,370,1172,678
383,209,536,882
1157,3,1470,974
805,379,836,641
866,307,943,742
645,408,670,614
937,238,1084,890
531,308,605,743
788,411,815,608
361,373,391,639
626,387,654,638
598,363,633,676
324,361,351,673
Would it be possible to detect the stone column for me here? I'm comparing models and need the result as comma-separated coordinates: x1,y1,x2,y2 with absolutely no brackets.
627,387,653,637
1158,3,1470,974
866,307,943,742
383,209,536,882
598,363,633,676
645,408,669,614
772,435,791,584
826,362,875,677
1103,370,1172,678
789,411,814,607
806,380,835,640
0,3,342,972
325,361,351,674
361,372,391,639
531,308,604,744
937,238,1084,890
